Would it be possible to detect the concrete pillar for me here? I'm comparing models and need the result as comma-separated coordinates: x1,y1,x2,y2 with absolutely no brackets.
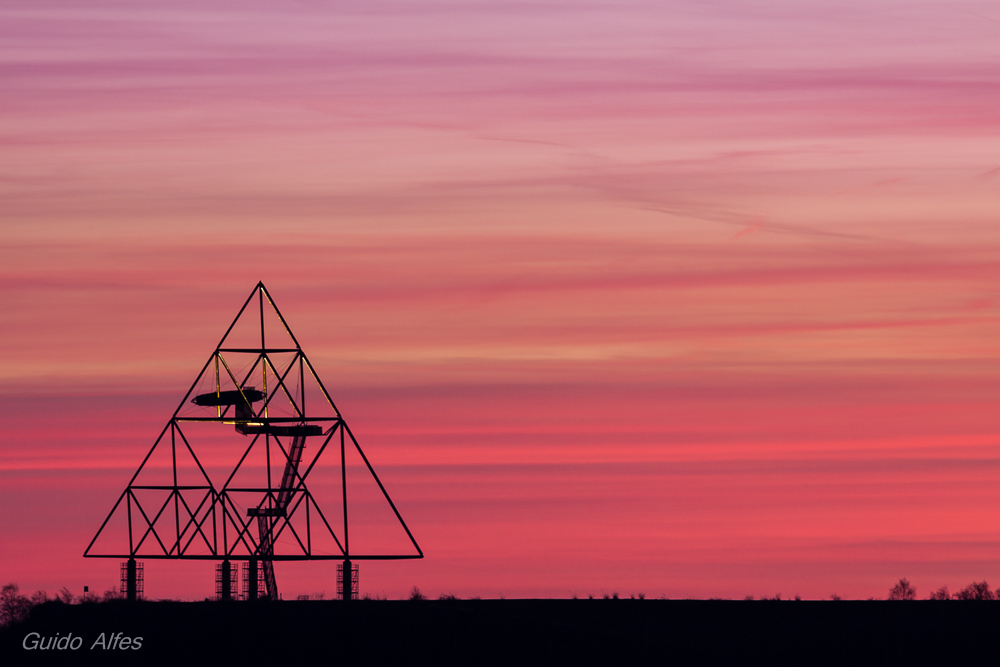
126,558,137,602
343,559,353,601
220,560,232,600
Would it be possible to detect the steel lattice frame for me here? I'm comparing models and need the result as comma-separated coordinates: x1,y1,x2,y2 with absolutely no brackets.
85,282,423,563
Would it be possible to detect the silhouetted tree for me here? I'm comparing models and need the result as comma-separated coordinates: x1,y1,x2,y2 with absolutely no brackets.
888,578,916,600
929,586,950,600
408,586,425,601
953,581,994,600
57,587,74,604
1,583,31,626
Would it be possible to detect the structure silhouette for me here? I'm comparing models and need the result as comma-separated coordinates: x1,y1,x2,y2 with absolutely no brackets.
85,283,422,600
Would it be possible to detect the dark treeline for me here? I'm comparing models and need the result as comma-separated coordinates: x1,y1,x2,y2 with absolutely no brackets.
888,577,1000,601
0,583,122,627
6,576,1000,628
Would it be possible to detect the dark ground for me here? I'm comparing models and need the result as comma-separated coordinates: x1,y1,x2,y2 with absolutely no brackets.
2,598,997,666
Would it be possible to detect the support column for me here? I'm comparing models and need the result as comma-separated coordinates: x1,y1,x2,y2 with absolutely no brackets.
248,558,258,601
126,558,137,602
220,560,232,601
343,559,353,601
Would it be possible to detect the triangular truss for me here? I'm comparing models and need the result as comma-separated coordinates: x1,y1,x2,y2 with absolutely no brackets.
85,282,422,595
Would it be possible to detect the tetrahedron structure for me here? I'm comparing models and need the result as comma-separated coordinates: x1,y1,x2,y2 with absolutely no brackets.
85,282,422,600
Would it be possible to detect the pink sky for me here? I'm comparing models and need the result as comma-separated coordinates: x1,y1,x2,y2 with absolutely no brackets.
2,0,1000,600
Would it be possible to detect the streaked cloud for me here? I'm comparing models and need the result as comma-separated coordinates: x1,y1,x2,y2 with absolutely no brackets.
2,0,999,599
